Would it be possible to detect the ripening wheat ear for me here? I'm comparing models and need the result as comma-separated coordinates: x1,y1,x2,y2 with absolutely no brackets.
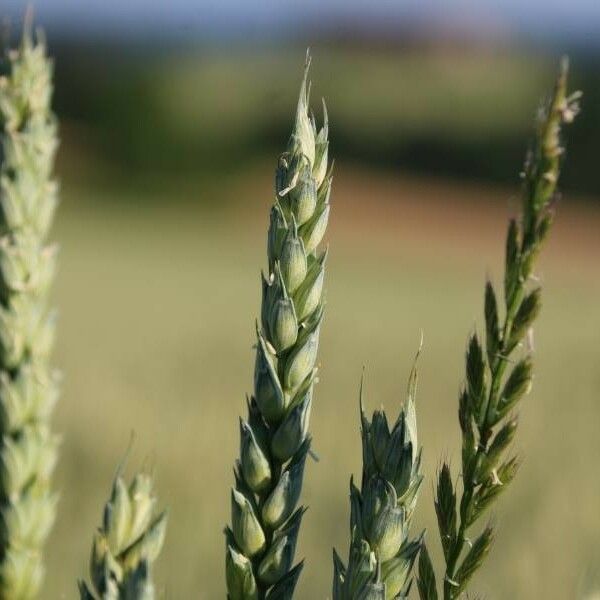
0,22,60,598
78,470,168,600
332,352,424,600
417,60,581,600
225,53,331,599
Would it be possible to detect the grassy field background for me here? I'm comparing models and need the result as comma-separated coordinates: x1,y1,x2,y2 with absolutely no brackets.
43,161,600,598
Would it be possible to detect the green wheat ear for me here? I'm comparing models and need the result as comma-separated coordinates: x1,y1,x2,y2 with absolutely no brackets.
417,59,581,600
78,470,168,600
333,349,424,600
0,21,60,599
225,53,331,600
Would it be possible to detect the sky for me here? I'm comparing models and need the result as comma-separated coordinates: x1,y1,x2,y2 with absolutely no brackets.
3,0,600,45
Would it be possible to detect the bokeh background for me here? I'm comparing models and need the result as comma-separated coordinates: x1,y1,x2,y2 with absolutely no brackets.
3,1,600,598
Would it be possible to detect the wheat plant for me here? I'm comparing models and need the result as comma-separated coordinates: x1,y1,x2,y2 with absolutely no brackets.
225,55,331,600
0,14,587,599
0,23,60,599
416,60,581,600
332,356,423,600
78,470,167,600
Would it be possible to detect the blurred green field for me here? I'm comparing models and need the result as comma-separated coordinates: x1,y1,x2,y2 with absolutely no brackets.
46,164,600,598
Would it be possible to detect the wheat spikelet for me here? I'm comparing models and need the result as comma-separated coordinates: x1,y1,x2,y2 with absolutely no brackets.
417,59,581,600
225,54,331,599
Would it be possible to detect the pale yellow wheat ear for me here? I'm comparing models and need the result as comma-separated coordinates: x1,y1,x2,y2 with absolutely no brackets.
417,60,581,600
0,20,60,599
78,470,168,600
225,53,331,599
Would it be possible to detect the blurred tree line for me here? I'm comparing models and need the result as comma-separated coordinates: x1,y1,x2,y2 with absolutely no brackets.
51,38,600,199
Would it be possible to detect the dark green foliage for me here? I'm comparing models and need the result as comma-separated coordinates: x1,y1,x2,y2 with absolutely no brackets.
484,281,500,365
465,334,487,426
434,465,456,564
416,545,437,600
263,561,304,599
505,289,541,353
453,527,494,594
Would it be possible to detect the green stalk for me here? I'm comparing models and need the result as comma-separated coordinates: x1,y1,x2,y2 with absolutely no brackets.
417,60,581,600
332,355,423,600
78,470,168,600
0,24,60,598
225,55,331,600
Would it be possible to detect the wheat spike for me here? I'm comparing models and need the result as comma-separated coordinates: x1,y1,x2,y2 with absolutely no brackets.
333,353,423,600
225,54,331,599
0,22,60,598
417,59,581,600
78,471,167,600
